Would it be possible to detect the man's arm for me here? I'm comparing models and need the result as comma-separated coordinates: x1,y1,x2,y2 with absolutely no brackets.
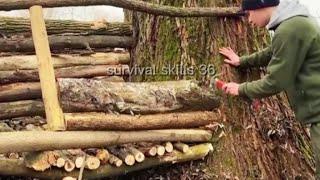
238,31,309,99
239,47,272,68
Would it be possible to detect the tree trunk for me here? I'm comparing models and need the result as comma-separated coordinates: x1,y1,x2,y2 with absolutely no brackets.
0,65,129,84
65,111,217,130
0,53,130,71
0,35,133,52
0,130,212,153
0,16,132,37
0,0,242,17
126,0,314,179
0,143,212,179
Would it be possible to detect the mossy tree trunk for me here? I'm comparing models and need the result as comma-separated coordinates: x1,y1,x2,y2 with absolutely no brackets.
125,0,314,179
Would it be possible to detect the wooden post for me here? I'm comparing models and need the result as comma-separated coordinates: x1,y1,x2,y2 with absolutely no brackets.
29,5,65,131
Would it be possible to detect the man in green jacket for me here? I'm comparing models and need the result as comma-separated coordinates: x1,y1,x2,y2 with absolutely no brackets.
219,0,320,178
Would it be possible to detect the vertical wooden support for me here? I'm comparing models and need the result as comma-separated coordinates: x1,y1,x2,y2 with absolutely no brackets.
29,5,65,131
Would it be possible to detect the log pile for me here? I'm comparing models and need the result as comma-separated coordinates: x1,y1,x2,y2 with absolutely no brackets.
19,142,208,172
0,14,220,179
0,17,133,55
0,143,213,179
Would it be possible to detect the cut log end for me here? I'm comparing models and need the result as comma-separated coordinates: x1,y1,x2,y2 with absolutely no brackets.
164,142,174,153
8,153,19,159
134,153,145,163
126,147,145,163
56,157,66,168
124,155,135,166
174,143,190,153
140,146,157,157
85,156,100,170
114,160,123,167
62,177,77,180
156,145,166,156
75,156,85,169
64,159,75,172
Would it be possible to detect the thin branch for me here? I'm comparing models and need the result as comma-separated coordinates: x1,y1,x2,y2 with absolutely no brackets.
0,0,244,17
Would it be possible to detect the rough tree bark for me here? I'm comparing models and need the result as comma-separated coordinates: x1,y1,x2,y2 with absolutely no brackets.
0,16,132,37
0,35,133,52
0,0,243,17
125,0,314,179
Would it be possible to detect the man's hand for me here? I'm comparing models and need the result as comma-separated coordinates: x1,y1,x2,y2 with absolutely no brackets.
219,47,240,67
222,82,240,96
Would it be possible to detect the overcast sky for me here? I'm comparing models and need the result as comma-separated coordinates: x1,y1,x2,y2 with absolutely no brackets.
301,0,320,20
0,1,318,22
0,6,124,22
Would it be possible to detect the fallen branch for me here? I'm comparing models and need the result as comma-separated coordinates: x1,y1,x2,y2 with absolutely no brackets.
0,130,212,153
0,0,243,17
0,143,213,179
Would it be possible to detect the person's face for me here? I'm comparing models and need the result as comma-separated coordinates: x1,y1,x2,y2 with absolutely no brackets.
247,8,271,27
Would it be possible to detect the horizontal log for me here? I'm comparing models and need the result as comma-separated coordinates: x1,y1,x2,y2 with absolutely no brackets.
0,53,130,71
0,65,129,84
0,82,41,102
0,0,243,17
0,16,132,37
0,80,220,119
0,100,45,120
59,79,220,115
65,111,218,130
0,143,213,179
0,130,212,153
0,35,133,52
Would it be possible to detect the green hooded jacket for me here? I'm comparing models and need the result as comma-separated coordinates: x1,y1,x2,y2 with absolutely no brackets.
238,0,320,124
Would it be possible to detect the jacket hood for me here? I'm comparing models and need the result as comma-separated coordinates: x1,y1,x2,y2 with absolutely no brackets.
266,0,310,30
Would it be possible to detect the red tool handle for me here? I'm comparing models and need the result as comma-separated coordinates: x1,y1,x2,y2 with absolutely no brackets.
215,79,225,90
252,99,262,111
